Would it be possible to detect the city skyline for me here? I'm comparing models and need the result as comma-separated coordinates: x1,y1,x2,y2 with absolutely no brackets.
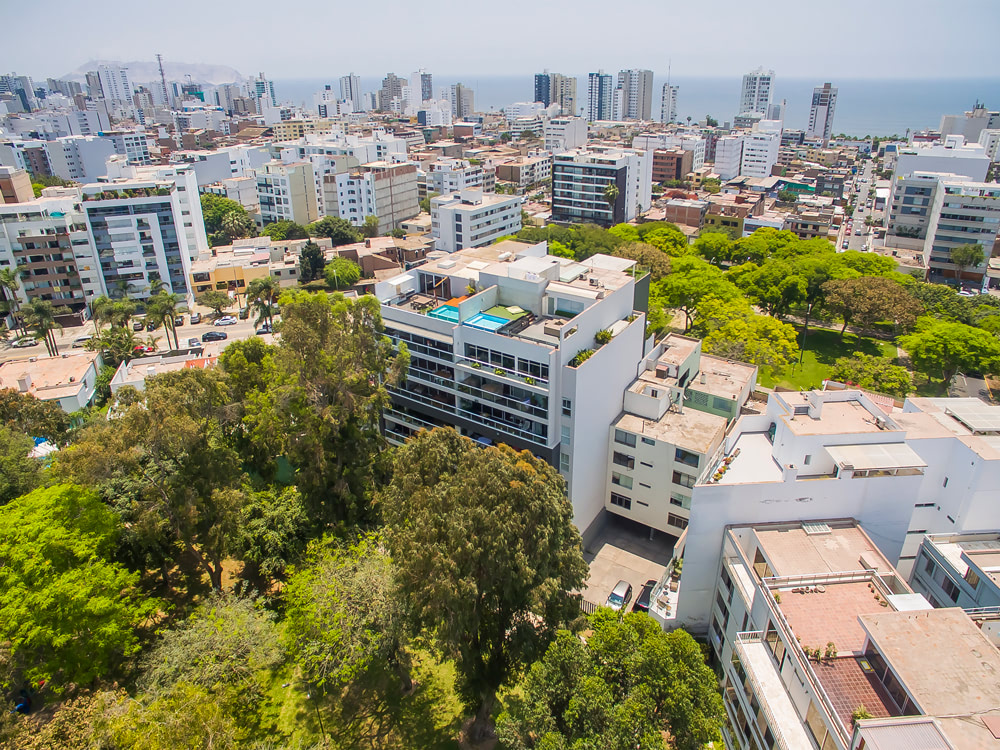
4,0,999,81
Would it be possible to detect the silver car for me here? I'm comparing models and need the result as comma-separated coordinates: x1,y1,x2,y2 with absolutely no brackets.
606,580,633,611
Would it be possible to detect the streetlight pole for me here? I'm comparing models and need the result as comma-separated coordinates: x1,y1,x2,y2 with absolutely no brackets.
305,688,326,743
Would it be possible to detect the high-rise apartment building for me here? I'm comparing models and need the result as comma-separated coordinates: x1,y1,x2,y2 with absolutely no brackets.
380,73,404,112
430,189,522,253
551,146,652,225
450,83,475,120
587,71,614,122
739,127,781,178
252,72,277,107
614,69,654,121
339,73,362,112
96,64,134,104
737,67,774,118
534,72,552,106
535,71,577,116
807,82,838,144
660,84,678,124
256,160,318,226
324,162,420,232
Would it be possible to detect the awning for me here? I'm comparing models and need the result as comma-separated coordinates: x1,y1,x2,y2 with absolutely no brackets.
826,443,927,471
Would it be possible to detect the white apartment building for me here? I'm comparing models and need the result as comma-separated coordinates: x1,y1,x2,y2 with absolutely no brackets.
740,129,780,179
417,100,453,127
450,84,474,120
102,131,152,166
614,69,654,121
340,74,362,112
806,82,838,145
201,175,260,215
324,161,419,231
978,128,1000,162
738,67,774,117
172,144,271,186
604,335,757,538
97,64,134,104
894,135,990,183
587,71,614,122
373,242,648,537
544,117,588,153
504,102,547,120
430,190,522,253
910,532,1000,618
940,105,1000,143
713,136,745,181
510,115,544,140
45,135,115,183
660,84,679,124
712,518,1000,750
551,146,653,225
632,133,706,171
425,158,493,196
256,159,318,226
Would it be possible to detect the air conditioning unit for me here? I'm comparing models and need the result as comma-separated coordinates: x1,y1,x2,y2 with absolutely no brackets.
588,277,599,286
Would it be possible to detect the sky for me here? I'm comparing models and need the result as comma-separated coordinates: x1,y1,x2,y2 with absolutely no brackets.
4,0,1000,81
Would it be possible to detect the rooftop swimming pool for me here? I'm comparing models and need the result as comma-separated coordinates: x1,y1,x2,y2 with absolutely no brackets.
427,305,459,323
464,312,508,332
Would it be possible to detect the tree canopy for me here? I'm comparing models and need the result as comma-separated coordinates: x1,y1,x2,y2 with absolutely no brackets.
324,257,362,290
900,317,1000,392
261,220,309,241
830,353,912,398
307,216,362,246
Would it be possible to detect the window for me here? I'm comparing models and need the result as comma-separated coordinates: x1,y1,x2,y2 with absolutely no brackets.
561,426,571,446
924,556,937,578
610,492,631,510
668,513,688,530
611,472,633,490
941,577,961,603
672,470,696,489
562,398,572,417
803,454,812,465
614,429,636,448
560,452,570,472
612,452,635,470
670,494,690,509
675,448,700,468
641,437,655,446
964,568,980,589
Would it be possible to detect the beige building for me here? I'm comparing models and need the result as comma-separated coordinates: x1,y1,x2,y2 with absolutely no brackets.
256,160,318,226
0,351,101,412
323,161,420,231
0,166,33,204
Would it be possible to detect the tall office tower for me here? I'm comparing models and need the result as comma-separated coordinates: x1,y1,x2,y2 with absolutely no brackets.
534,72,552,106
767,99,786,123
252,72,277,107
450,83,475,120
339,73,362,112
419,71,433,103
738,66,774,117
807,82,838,144
615,69,654,121
84,71,102,99
587,71,614,122
97,64,134,104
380,73,404,111
660,83,679,124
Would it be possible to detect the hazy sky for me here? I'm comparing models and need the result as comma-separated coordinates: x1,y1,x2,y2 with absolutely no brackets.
5,0,1000,81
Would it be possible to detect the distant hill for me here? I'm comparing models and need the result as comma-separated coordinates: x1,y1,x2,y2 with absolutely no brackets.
60,60,244,86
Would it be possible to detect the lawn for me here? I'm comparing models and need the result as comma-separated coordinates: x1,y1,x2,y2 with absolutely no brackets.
760,326,898,391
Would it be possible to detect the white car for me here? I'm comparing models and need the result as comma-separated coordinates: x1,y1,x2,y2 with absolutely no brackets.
214,316,237,326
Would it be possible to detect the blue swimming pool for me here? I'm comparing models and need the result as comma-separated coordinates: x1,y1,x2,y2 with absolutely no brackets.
427,305,459,323
464,312,508,332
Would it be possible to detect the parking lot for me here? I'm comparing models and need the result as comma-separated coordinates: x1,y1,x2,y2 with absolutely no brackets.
582,514,674,610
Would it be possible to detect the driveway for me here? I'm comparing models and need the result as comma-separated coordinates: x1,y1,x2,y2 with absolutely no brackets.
581,514,674,609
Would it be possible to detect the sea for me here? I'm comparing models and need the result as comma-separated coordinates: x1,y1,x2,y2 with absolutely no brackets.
272,75,1000,138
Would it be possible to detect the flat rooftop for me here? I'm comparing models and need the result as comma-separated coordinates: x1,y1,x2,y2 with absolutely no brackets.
0,352,98,401
860,608,1000,716
696,354,756,400
712,431,782,485
754,521,895,579
780,394,891,436
614,408,727,455
927,533,1000,588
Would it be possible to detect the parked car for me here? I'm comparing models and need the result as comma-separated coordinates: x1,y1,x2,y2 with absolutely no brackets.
174,316,184,326
11,336,38,348
133,344,155,354
632,580,657,613
238,306,250,320
189,312,202,324
841,240,849,249
256,323,272,335
133,319,145,331
606,580,633,612
187,338,202,348
202,331,228,342
214,316,237,326
72,335,93,348
146,320,158,331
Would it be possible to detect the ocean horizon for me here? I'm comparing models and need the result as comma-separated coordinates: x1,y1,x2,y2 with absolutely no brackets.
272,75,999,138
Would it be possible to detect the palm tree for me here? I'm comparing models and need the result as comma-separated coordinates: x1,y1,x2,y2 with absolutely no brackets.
147,277,167,297
0,267,26,335
23,299,70,357
603,184,620,221
147,292,182,350
247,276,279,331
111,278,131,299
91,294,114,333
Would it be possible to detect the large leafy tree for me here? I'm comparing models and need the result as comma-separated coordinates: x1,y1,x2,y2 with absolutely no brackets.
381,428,589,742
655,255,741,333
900,317,1000,392
830,353,912,398
0,425,42,505
0,484,157,691
57,368,246,591
231,485,309,593
285,533,409,691
696,297,799,377
950,243,986,281
612,242,672,281
196,290,235,316
261,220,308,241
822,276,923,338
201,194,255,247
298,241,326,283
323,257,362,290
0,388,69,441
497,611,725,750
307,216,362,246
244,291,407,527
692,232,733,266
728,258,805,318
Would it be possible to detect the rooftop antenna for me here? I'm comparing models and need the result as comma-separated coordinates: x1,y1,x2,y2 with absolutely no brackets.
156,53,169,109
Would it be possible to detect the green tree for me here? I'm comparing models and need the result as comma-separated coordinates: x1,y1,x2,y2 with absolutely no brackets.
361,214,380,238
324,256,362,289
196,290,235,317
218,210,256,245
419,191,440,214
92,295,136,329
697,297,799,376
705,115,718,127
0,425,42,505
497,611,724,750
231,485,309,592
0,484,157,691
85,326,141,369
729,259,805,318
777,189,798,202
298,241,326,283
822,276,923,338
201,194,254,246
692,231,734,266
261,220,308,241
830,353,912,398
0,388,69,441
381,428,589,742
0,267,25,335
145,292,183,350
900,318,1000,392
950,243,986,281
612,242,672,281
285,533,409,691
702,178,721,194
244,291,407,527
307,216,362,246
656,255,741,332
246,276,280,331
22,298,70,356
603,183,620,215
